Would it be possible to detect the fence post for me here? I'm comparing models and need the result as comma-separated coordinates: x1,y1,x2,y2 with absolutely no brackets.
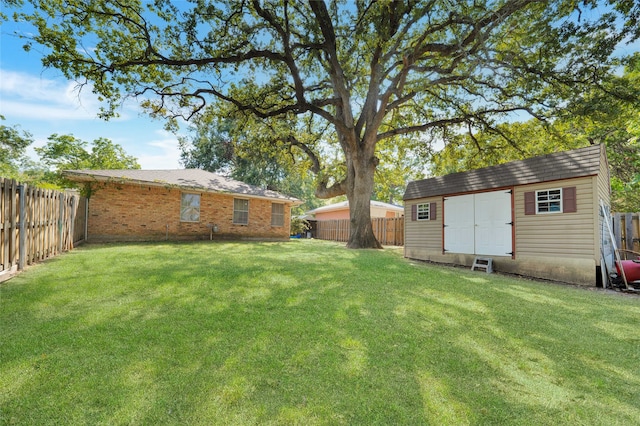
69,195,77,249
9,179,17,269
2,178,7,270
18,184,26,271
58,193,64,254
84,197,89,242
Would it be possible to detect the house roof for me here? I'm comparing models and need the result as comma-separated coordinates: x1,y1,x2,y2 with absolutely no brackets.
305,200,404,215
404,144,606,201
63,169,302,204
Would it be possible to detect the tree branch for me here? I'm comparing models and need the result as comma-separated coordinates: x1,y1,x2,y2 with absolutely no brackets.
287,135,321,174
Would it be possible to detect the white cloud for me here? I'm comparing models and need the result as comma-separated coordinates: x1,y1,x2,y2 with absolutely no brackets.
1,99,97,121
0,69,137,121
0,69,101,119
2,69,189,170
136,131,183,169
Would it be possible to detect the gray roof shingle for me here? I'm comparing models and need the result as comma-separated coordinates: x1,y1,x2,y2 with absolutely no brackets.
403,144,605,200
63,169,301,203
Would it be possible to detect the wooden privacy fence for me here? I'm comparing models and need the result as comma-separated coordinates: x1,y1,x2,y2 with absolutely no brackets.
0,178,85,280
315,217,404,246
613,212,639,253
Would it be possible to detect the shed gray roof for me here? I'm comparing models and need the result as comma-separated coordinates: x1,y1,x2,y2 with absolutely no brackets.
404,144,605,200
63,169,302,203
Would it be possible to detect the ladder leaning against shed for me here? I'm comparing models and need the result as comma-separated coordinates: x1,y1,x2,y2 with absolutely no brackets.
471,257,493,273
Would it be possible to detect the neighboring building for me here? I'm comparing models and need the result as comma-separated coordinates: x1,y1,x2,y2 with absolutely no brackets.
305,200,404,221
403,144,611,286
63,169,301,242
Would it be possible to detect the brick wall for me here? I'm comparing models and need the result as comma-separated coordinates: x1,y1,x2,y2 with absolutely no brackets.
87,183,292,242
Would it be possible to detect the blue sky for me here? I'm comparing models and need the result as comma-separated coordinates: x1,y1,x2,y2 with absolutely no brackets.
0,18,183,169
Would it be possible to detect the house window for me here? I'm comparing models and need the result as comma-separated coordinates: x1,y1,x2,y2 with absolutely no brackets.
180,193,200,222
233,198,249,224
417,203,430,220
536,189,562,213
271,203,284,227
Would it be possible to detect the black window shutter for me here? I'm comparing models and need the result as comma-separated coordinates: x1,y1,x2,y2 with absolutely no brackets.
430,202,437,220
563,187,577,213
411,204,417,221
524,191,536,215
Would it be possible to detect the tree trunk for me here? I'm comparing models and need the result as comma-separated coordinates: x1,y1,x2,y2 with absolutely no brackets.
345,148,382,249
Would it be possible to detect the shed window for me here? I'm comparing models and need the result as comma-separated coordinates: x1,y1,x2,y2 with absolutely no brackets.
411,202,437,221
233,198,249,225
536,189,562,213
180,193,200,222
271,203,284,227
417,203,431,220
525,187,576,215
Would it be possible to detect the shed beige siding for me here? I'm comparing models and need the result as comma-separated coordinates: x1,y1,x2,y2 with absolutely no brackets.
595,148,612,270
404,198,442,260
506,176,597,285
514,177,596,259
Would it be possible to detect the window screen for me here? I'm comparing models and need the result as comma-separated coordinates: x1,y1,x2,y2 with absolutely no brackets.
180,193,200,222
536,189,562,213
271,203,284,226
233,198,249,224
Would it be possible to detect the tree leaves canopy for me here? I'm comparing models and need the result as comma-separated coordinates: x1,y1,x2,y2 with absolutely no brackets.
34,134,140,192
431,53,640,211
36,134,140,171
179,108,325,212
0,116,33,174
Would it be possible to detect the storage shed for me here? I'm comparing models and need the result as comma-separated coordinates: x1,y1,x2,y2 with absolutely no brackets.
403,144,611,286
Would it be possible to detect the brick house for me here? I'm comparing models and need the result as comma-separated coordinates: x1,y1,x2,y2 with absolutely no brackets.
63,169,301,242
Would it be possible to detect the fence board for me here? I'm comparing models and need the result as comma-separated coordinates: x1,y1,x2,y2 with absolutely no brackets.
625,213,633,253
0,179,86,281
613,212,639,254
315,217,404,246
73,196,87,244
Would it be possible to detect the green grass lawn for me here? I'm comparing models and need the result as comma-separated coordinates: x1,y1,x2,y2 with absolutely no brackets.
1,240,639,425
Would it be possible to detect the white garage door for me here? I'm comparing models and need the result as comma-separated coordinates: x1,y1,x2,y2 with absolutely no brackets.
444,190,513,256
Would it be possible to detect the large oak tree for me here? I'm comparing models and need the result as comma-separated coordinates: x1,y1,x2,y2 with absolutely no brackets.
10,0,638,247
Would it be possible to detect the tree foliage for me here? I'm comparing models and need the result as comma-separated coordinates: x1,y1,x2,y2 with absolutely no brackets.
11,0,639,247
180,105,423,208
36,134,140,170
0,115,33,176
179,106,324,213
431,53,640,211
35,134,140,192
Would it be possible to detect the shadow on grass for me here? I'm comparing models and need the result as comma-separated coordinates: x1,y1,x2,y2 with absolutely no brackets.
1,240,639,425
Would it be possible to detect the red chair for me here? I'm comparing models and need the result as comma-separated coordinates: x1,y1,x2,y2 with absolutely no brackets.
615,250,640,284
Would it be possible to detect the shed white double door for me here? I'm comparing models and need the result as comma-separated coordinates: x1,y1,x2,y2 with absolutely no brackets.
444,190,512,257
